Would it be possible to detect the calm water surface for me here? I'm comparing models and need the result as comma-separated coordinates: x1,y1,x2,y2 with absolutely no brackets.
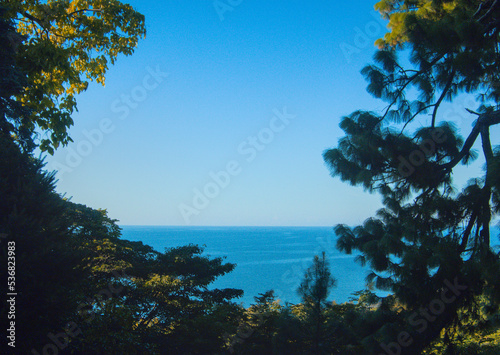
120,226,377,306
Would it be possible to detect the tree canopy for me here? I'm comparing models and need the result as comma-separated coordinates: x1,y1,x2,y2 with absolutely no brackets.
1,5,244,353
0,124,244,353
2,0,500,353
324,0,500,353
3,0,145,153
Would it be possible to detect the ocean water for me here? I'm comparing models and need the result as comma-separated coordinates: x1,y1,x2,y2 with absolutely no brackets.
120,226,376,307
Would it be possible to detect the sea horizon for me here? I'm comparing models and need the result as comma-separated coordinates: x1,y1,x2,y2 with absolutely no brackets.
119,224,341,228
119,225,376,307
119,225,500,307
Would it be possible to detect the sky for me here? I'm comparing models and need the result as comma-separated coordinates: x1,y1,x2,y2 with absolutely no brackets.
41,0,483,226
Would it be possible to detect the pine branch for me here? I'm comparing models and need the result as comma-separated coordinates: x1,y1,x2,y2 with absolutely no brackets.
479,126,493,248
480,125,494,166
442,109,500,172
431,69,455,128
460,212,477,253
398,102,435,136
477,0,499,23
380,54,445,122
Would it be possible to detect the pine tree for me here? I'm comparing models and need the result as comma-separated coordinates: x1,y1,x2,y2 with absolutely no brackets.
297,252,337,354
323,1,500,353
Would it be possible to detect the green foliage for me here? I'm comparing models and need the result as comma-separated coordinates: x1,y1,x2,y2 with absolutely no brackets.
1,2,248,354
323,0,500,353
2,0,146,152
0,137,245,353
224,291,279,354
4,0,500,352
295,254,337,354
65,217,244,353
0,131,87,353
298,252,337,308
419,295,500,354
0,5,32,150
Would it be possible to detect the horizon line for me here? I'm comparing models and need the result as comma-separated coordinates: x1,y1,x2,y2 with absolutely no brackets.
118,224,338,228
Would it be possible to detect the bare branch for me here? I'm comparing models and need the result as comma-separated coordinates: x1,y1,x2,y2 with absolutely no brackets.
431,69,455,128
68,8,103,17
443,109,500,172
379,54,446,124
477,0,499,23
398,103,435,136
19,10,47,31
460,211,477,253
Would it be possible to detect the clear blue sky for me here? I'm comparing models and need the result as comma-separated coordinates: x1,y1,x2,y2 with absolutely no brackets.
42,0,478,226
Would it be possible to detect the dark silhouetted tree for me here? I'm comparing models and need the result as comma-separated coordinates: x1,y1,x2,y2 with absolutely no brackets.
324,1,500,353
297,252,337,354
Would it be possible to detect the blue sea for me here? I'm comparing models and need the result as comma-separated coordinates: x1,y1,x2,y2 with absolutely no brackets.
120,226,379,307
